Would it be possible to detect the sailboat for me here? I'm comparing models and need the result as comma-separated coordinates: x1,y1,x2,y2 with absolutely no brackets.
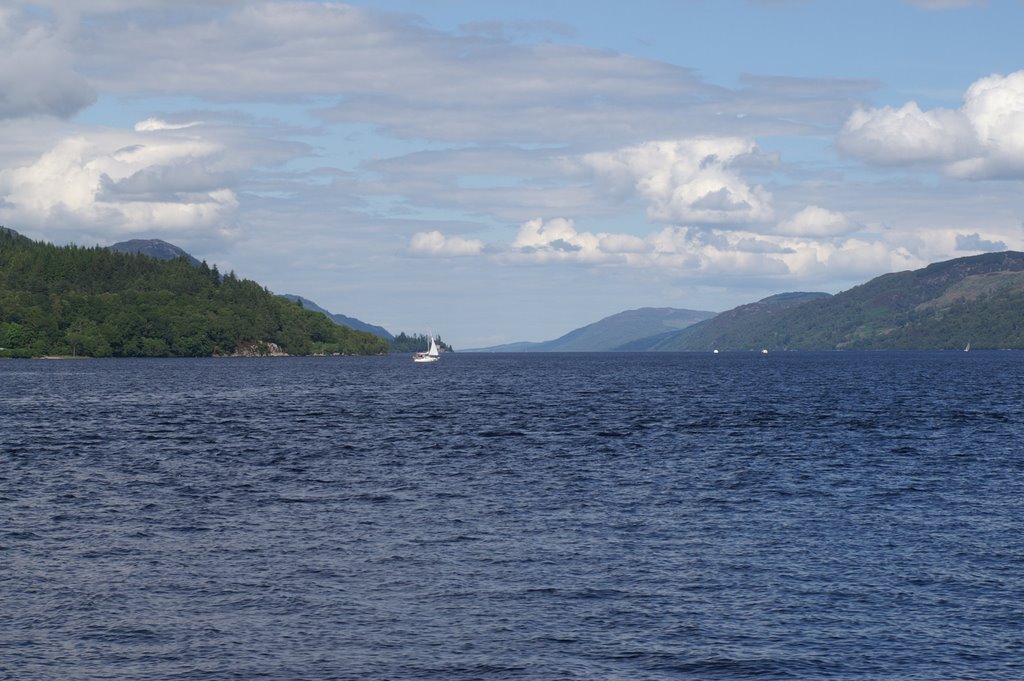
964,342,971,352
413,335,441,363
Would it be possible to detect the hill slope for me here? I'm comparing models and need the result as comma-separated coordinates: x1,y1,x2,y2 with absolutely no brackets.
109,238,202,267
666,251,1024,351
470,307,716,352
0,228,388,357
645,292,832,351
111,240,395,343
282,294,393,340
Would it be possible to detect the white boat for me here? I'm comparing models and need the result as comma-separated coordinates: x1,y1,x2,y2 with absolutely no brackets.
413,335,441,363
964,342,971,352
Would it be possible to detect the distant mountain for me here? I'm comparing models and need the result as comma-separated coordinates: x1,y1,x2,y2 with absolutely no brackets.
661,251,1024,351
472,340,546,352
108,238,202,267
469,307,716,352
282,295,394,341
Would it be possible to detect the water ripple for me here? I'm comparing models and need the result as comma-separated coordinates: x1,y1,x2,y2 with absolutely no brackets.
2,352,1023,679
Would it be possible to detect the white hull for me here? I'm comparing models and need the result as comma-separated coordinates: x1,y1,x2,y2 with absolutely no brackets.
412,354,439,363
413,334,441,362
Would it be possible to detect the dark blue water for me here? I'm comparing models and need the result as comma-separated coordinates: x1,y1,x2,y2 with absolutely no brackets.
2,352,1023,680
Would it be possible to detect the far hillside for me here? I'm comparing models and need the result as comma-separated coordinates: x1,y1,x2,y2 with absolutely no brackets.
642,292,832,351
660,251,1024,351
469,307,715,352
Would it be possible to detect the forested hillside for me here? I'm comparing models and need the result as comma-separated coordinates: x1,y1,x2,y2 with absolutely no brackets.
662,251,1024,351
0,227,388,358
644,292,833,351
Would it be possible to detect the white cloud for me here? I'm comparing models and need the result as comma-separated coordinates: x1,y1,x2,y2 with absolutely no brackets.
949,71,1024,178
838,102,974,164
640,227,916,282
598,233,650,254
0,124,239,238
583,138,774,225
505,217,610,263
839,70,1024,179
409,230,483,256
775,205,854,237
415,216,925,290
417,218,651,266
134,118,202,132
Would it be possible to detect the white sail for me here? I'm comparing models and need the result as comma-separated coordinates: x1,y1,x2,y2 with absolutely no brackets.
413,333,441,362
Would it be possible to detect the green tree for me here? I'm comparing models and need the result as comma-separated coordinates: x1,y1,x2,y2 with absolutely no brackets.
0,230,389,357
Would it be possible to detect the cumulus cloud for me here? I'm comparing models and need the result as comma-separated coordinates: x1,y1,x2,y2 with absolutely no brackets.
413,216,921,289
775,206,854,237
839,70,1024,179
507,218,605,262
0,6,95,119
416,218,652,266
583,138,773,226
640,224,916,281
0,123,239,237
838,102,974,164
409,230,483,256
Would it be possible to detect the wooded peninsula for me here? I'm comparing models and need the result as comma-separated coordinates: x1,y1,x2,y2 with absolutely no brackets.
0,227,389,358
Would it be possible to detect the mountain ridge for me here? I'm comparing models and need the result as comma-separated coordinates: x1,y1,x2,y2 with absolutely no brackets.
643,291,833,351
468,306,716,352
282,294,393,340
653,251,1024,351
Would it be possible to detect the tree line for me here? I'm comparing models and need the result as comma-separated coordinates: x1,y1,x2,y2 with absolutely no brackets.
389,332,453,354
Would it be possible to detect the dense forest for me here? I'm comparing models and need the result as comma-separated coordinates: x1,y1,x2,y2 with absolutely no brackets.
0,227,389,358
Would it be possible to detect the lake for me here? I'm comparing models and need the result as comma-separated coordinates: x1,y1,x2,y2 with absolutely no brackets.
2,352,1023,679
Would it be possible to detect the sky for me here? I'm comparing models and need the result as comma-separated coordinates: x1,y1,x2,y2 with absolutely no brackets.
2,0,1023,348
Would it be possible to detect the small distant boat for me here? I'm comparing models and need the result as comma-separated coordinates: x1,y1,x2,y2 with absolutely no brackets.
761,348,768,354
713,349,719,354
413,335,441,363
964,342,971,352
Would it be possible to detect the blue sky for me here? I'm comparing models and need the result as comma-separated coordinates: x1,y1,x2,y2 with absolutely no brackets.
2,0,1023,347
